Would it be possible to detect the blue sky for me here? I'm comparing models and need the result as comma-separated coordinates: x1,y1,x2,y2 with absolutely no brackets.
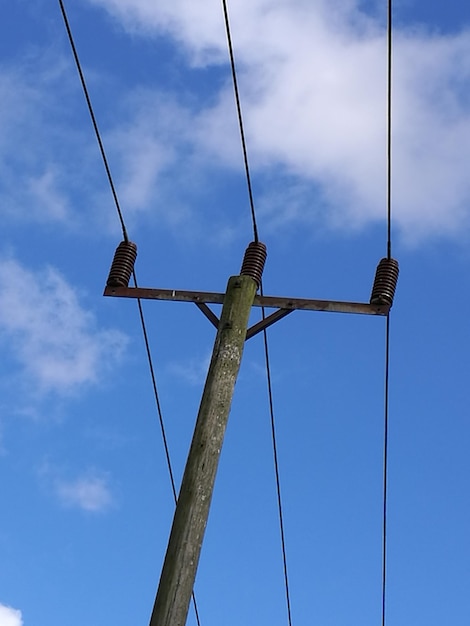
1,1,470,625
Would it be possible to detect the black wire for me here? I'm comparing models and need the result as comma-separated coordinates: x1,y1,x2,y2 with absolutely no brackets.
221,0,260,243
260,287,293,626
58,3,201,624
57,0,128,242
220,1,291,614
133,271,202,626
386,0,393,260
382,3,393,625
381,315,391,626
132,271,178,505
133,274,205,624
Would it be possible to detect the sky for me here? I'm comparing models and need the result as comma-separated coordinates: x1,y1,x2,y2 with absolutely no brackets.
1,1,470,625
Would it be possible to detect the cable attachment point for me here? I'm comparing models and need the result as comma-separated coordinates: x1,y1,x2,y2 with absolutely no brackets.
370,257,399,306
106,240,137,287
240,241,267,288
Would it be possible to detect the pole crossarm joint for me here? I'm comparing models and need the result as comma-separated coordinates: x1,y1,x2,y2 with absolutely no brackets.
195,302,294,339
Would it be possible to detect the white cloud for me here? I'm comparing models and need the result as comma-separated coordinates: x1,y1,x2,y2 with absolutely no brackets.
0,258,127,394
168,351,212,386
55,473,113,512
0,58,77,224
88,0,226,63
106,91,194,218
87,0,470,240
26,168,69,221
0,604,23,626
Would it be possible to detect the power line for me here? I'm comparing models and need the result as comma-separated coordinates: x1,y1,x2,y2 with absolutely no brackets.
57,3,201,624
261,291,293,626
382,2,394,625
221,1,293,620
382,315,391,626
133,273,178,505
222,0,260,243
57,0,128,243
386,0,393,261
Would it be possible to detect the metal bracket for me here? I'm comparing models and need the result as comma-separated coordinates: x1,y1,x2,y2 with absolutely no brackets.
195,302,219,329
195,301,295,339
246,308,294,339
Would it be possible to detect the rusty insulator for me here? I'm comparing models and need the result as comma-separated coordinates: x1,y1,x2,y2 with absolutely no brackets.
370,257,399,306
106,240,137,287
240,241,267,288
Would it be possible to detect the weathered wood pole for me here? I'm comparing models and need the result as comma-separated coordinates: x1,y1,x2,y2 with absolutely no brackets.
149,274,257,626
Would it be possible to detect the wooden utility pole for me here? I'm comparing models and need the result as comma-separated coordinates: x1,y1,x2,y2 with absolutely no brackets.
149,274,257,626
104,239,397,626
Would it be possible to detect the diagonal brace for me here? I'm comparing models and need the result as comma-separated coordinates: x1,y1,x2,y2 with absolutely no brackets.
195,302,295,339
246,308,294,339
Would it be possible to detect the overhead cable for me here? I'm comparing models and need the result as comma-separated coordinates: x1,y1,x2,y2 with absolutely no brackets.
221,1,293,622
382,2,394,624
57,0,128,242
57,3,201,624
222,0,260,243
261,293,293,626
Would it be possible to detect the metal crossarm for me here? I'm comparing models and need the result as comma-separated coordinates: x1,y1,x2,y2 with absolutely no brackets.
104,285,389,319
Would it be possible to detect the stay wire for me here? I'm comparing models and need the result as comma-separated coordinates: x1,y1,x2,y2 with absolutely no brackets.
222,0,260,243
58,3,201,624
382,2,394,625
58,0,128,243
261,286,293,626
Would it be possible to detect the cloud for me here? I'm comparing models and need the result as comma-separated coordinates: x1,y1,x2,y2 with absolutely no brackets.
106,90,196,221
0,53,198,235
55,473,114,512
168,351,212,386
87,0,470,240
0,57,77,224
0,604,23,626
0,258,127,394
88,0,227,63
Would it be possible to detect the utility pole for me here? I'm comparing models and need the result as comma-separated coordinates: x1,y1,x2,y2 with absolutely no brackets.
149,274,257,626
104,239,398,626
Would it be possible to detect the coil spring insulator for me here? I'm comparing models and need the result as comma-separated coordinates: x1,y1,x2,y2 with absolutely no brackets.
106,240,138,287
240,241,267,288
370,257,399,306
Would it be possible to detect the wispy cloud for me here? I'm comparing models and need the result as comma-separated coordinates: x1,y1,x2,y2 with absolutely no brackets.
0,57,76,224
168,351,212,386
0,603,23,626
0,53,113,231
106,90,195,221
55,472,114,513
5,2,470,240
88,0,227,62
87,0,470,240
0,257,127,394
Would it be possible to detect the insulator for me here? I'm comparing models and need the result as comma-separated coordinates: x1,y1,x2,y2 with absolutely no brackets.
240,241,267,288
106,240,137,287
370,257,399,306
